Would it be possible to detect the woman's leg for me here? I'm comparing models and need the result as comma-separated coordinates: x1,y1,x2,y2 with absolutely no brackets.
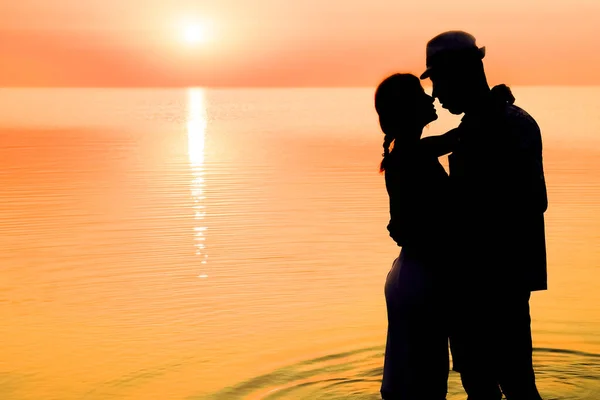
381,250,449,400
381,254,412,398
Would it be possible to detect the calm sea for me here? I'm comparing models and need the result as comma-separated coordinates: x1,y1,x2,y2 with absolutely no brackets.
0,87,599,400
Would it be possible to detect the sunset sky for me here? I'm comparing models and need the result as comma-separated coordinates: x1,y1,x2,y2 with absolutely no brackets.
1,0,599,87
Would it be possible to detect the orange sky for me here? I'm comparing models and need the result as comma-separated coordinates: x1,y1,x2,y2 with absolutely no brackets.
1,0,599,87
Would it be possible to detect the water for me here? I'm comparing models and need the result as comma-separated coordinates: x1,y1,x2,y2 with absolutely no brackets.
0,87,599,399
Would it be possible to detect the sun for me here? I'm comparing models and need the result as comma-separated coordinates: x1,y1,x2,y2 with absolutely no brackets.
183,23,206,44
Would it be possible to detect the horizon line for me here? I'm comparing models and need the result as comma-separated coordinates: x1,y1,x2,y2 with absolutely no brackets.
2,84,600,90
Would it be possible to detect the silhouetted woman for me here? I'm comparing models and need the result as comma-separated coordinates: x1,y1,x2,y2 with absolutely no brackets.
375,73,453,400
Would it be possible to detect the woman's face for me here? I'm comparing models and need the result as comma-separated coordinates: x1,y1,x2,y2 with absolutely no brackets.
403,84,438,127
376,75,439,140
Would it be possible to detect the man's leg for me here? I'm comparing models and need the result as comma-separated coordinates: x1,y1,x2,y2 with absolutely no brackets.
450,331,502,400
497,291,543,400
450,289,502,400
460,372,502,400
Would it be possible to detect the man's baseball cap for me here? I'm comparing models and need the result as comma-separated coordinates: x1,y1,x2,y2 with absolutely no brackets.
420,31,486,80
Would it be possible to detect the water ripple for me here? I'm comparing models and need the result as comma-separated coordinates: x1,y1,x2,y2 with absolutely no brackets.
203,347,600,400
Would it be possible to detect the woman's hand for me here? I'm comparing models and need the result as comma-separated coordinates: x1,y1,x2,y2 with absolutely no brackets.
420,128,461,157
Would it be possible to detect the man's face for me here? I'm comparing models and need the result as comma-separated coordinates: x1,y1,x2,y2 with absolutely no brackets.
430,68,467,115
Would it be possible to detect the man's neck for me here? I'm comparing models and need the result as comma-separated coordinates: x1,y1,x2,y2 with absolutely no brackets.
463,85,492,116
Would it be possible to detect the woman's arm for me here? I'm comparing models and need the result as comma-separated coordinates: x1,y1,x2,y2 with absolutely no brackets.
419,127,461,157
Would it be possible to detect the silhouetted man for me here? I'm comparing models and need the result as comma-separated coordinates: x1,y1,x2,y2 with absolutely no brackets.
420,31,548,400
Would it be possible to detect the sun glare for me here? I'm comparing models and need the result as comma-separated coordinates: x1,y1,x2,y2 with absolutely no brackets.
183,23,206,44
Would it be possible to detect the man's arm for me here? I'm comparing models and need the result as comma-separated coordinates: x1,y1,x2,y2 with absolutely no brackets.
495,109,548,215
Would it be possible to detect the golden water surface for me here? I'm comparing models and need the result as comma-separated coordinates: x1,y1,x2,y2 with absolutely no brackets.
0,87,599,399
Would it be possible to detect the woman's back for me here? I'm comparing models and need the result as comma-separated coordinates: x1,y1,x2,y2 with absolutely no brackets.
384,144,450,261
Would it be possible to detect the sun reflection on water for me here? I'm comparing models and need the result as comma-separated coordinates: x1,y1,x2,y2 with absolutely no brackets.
187,88,209,278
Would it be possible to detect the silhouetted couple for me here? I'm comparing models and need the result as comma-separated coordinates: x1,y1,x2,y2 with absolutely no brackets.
376,31,548,400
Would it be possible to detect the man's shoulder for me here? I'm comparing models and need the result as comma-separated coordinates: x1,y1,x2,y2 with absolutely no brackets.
505,105,540,133
502,104,542,151
460,104,538,129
